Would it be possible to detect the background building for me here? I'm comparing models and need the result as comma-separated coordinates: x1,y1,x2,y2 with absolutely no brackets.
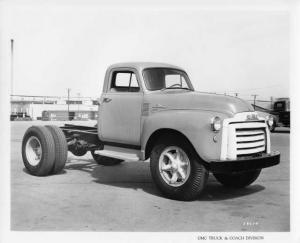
10,94,289,121
10,95,98,120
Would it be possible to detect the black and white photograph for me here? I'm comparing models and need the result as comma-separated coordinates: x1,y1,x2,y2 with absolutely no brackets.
0,0,299,242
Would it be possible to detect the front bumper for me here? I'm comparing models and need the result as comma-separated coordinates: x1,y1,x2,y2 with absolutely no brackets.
207,151,280,174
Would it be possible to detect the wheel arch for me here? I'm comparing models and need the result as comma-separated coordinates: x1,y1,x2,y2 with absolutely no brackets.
144,128,205,164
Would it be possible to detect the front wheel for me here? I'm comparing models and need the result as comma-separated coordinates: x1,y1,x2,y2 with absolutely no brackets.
213,170,261,188
150,138,208,201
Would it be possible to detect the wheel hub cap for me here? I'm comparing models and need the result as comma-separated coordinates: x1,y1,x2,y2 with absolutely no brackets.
158,146,191,187
25,136,42,166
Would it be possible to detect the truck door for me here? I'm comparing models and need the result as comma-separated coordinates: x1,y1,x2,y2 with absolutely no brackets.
99,69,143,146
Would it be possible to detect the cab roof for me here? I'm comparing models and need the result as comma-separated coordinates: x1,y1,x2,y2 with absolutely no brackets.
107,62,185,72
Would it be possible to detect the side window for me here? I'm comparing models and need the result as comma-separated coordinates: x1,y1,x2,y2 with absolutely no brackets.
130,74,139,88
115,73,131,87
111,71,140,92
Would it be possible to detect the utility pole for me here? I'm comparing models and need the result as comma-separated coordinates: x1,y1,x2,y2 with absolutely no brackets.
270,96,274,110
10,39,14,96
77,92,80,119
251,94,258,110
67,88,71,120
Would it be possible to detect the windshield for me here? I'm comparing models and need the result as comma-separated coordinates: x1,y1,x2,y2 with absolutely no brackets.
143,68,193,91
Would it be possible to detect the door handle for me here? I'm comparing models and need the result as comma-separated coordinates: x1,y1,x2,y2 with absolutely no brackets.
103,97,112,103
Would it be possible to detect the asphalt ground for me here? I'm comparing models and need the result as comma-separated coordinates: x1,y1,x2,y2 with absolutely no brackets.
10,121,290,231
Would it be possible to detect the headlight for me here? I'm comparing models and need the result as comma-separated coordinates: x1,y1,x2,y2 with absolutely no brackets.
266,115,274,127
211,116,222,132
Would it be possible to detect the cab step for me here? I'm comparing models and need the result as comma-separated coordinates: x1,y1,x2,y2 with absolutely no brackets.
94,145,141,161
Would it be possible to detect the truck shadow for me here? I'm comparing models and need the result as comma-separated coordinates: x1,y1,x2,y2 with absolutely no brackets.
64,159,265,201
22,167,67,175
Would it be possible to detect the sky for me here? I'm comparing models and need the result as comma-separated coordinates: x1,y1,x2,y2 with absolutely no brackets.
3,2,289,100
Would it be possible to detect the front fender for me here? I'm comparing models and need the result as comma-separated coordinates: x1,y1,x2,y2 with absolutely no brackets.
141,110,229,161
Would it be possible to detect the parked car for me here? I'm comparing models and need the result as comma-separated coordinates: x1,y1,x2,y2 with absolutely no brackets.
21,62,280,201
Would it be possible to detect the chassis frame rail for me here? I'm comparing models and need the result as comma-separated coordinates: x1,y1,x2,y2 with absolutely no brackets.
60,124,103,151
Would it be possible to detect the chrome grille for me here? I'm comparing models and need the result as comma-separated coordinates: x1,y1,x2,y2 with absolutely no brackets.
220,112,270,160
235,128,266,156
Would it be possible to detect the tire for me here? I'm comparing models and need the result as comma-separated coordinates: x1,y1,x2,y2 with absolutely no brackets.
150,137,209,201
91,150,123,166
213,170,261,188
45,125,68,174
22,126,55,176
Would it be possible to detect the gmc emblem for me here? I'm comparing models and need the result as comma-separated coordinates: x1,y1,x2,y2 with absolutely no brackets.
246,114,258,121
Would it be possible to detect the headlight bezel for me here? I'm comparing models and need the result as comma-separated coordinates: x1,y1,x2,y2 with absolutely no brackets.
211,116,222,132
266,115,274,128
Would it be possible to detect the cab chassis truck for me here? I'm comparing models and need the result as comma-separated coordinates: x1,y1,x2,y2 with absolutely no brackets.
22,62,280,201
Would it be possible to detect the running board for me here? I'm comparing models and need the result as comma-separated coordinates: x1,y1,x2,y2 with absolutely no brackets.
94,145,141,161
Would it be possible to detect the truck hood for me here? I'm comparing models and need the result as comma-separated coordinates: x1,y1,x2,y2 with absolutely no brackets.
145,91,254,116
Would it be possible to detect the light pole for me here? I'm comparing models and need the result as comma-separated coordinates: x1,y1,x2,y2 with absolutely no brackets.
77,92,80,119
251,94,258,110
67,88,71,120
270,96,274,110
10,39,14,96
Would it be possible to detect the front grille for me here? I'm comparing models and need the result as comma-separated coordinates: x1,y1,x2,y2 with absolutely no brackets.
220,112,270,161
235,128,266,156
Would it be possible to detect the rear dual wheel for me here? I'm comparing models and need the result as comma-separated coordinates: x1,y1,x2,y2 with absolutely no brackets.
22,125,67,176
45,125,68,174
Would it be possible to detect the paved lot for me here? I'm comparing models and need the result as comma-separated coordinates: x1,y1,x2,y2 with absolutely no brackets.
11,121,290,231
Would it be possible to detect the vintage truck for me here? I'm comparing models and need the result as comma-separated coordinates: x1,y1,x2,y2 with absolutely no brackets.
270,98,290,131
253,98,290,132
21,62,280,201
